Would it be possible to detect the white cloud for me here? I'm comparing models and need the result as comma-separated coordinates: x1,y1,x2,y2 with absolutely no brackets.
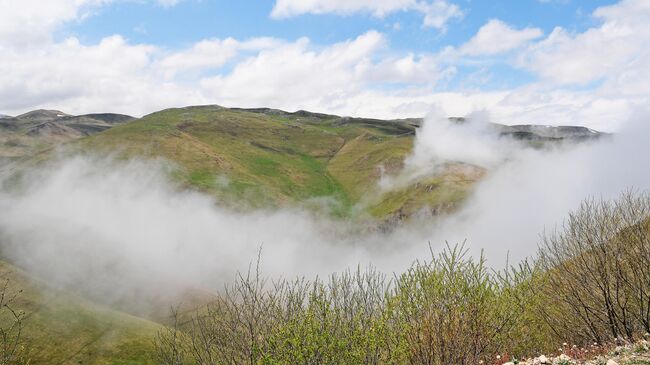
415,0,463,29
270,0,462,30
0,0,185,47
460,19,543,56
1,0,649,133
0,26,638,131
156,0,182,7
198,31,451,112
0,28,451,118
517,0,650,86
158,37,283,78
0,0,109,47
0,35,206,116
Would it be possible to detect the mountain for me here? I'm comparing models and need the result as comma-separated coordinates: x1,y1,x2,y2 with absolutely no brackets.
62,105,602,223
0,109,134,162
0,105,617,364
65,106,467,220
2,106,604,222
494,124,603,142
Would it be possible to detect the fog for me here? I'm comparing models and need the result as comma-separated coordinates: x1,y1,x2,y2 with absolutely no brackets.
0,111,649,307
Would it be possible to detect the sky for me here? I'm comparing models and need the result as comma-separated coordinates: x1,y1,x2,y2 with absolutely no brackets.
0,0,648,131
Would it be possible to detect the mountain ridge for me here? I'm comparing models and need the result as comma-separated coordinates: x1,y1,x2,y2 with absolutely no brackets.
1,105,606,223
66,105,605,223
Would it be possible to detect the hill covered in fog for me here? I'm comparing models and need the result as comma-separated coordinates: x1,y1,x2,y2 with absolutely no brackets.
0,105,604,224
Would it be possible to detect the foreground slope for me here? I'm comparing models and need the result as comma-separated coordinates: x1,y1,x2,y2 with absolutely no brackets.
0,260,160,364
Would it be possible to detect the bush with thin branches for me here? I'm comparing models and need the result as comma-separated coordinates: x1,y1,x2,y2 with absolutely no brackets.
0,276,27,365
538,190,650,345
156,245,538,365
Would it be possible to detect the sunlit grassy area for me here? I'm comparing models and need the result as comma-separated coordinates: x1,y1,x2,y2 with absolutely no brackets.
65,106,477,220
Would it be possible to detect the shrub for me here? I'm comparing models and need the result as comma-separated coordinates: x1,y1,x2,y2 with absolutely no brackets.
156,245,538,365
538,191,650,345
155,191,650,364
0,276,27,365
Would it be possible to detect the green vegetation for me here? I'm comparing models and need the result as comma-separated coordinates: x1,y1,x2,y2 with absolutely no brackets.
152,191,650,365
1,107,644,363
155,246,539,364
538,191,650,344
0,261,161,365
63,106,478,220
0,182,648,364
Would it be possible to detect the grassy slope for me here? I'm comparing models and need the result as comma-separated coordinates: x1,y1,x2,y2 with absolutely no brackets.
71,105,480,220
0,260,161,365
0,106,483,364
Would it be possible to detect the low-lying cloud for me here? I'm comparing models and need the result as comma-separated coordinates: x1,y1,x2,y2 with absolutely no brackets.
0,112,649,308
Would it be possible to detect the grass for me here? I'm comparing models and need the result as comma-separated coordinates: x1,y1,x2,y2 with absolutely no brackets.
61,106,473,221
0,260,161,365
366,164,485,218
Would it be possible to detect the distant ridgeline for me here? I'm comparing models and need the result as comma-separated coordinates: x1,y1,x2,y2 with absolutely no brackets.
0,109,133,163
0,105,604,223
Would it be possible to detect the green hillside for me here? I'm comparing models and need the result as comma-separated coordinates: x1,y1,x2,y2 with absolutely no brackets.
0,260,161,365
6,106,599,222
0,105,619,364
68,105,478,221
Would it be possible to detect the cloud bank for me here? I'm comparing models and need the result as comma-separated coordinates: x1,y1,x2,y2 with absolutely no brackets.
1,111,648,306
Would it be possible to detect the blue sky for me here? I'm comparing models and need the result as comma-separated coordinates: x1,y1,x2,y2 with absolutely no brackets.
67,0,613,52
62,0,615,94
0,0,647,131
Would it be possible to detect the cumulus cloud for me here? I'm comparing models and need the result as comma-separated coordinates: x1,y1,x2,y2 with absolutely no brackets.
270,0,463,30
157,37,283,79
0,0,109,47
517,0,650,85
198,31,453,113
0,25,456,118
0,35,207,116
460,19,543,56
0,0,184,47
1,0,650,308
1,0,649,133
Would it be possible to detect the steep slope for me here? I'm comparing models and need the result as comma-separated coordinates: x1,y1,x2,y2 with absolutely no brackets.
68,105,466,220
6,105,604,222
0,260,160,364
63,105,603,222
